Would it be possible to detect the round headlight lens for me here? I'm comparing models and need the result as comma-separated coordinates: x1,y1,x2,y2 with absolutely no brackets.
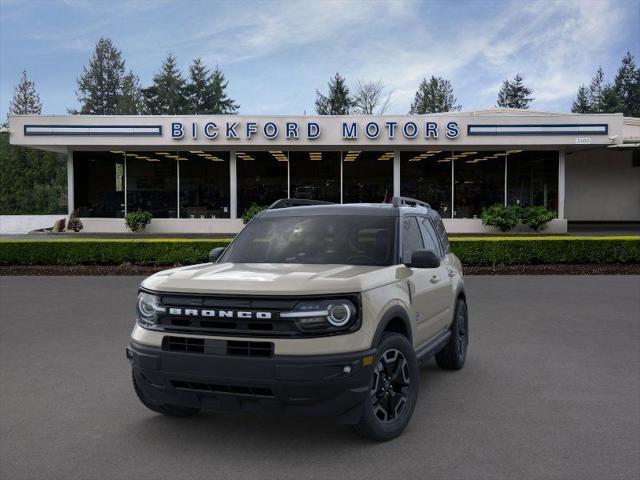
137,292,163,326
327,303,351,327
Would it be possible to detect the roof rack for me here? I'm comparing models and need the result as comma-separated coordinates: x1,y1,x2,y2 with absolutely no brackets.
268,198,334,209
390,196,431,209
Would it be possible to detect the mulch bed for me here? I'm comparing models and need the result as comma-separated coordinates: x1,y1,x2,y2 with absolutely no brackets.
1,264,639,276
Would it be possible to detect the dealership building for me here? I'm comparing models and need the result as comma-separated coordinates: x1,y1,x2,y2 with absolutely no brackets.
7,109,640,233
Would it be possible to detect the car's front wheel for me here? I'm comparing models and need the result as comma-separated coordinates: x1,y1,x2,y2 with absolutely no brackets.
352,333,419,441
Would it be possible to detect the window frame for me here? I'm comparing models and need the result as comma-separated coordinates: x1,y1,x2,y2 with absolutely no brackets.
400,215,425,264
418,215,444,259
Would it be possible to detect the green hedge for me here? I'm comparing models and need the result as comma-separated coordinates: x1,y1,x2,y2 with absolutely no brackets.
450,237,640,266
0,237,638,266
0,239,232,266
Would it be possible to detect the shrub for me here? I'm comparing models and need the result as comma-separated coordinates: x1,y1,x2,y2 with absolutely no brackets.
125,211,153,232
66,210,83,232
481,205,520,232
521,206,556,232
242,204,267,224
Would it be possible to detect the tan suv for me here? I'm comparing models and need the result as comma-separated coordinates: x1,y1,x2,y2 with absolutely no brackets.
127,197,468,441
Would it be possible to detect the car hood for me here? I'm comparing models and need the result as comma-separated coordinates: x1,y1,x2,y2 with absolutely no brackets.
141,262,400,295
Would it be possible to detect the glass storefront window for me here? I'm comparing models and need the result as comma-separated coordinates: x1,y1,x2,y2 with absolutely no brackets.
73,151,125,217
507,150,558,212
289,151,340,203
237,150,288,216
343,151,394,204
453,151,505,218
178,151,230,218
400,151,452,217
126,152,177,218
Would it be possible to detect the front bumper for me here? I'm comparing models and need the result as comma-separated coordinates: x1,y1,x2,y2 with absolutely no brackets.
127,340,376,423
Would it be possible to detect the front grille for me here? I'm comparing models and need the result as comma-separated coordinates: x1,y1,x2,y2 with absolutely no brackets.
150,292,361,338
171,380,274,398
156,295,299,337
162,336,274,357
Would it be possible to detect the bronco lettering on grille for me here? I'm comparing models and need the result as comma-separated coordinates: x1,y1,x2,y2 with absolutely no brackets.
167,308,272,320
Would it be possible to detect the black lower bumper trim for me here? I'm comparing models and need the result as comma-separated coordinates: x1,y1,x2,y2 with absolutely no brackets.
127,340,376,423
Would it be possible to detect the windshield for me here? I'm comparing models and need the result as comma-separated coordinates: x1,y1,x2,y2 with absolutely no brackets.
220,215,396,266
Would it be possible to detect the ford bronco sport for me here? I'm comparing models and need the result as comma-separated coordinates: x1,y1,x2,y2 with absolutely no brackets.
127,196,468,441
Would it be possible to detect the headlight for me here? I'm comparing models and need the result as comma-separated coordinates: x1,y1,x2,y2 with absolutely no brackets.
281,299,357,333
136,292,165,327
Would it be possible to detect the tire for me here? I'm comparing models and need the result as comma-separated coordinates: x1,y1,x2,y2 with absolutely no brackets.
132,370,200,418
435,298,469,370
352,333,419,441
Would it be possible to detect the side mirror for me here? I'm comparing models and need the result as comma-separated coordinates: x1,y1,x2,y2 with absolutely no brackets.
407,249,441,269
209,247,226,263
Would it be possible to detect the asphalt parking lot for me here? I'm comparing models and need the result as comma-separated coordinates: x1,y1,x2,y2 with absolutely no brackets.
1,275,638,480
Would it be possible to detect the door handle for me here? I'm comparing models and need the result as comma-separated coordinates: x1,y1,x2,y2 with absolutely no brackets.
430,274,440,284
447,267,457,278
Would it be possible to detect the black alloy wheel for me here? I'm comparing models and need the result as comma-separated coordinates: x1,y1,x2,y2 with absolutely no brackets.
371,348,411,423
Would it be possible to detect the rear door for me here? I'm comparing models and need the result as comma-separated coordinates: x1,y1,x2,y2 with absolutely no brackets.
401,216,449,346
418,216,454,333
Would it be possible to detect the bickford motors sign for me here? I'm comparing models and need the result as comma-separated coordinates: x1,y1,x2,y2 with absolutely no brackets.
171,119,461,141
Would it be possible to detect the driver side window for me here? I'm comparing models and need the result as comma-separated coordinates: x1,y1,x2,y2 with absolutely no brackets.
402,217,424,263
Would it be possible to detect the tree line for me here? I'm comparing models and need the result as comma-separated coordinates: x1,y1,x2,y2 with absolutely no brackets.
71,37,239,115
1,37,639,215
314,52,638,116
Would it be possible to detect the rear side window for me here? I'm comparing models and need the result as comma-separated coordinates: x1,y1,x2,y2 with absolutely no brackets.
431,215,451,254
419,217,443,258
402,217,424,263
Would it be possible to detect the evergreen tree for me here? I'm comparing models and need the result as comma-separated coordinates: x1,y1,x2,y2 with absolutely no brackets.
1,72,65,214
185,59,239,114
143,53,188,114
315,73,353,115
186,58,209,114
613,51,640,117
75,37,126,114
496,73,534,109
8,70,42,116
571,85,591,113
116,71,144,114
587,67,607,112
409,76,460,114
207,65,239,114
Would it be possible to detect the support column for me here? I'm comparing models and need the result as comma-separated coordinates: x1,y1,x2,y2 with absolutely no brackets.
66,149,74,216
558,149,566,219
230,150,237,219
393,150,400,197
504,154,508,206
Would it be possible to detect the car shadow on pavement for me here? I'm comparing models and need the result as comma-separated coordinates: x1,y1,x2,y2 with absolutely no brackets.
120,360,452,450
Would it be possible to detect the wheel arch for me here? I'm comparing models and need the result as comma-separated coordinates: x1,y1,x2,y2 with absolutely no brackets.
371,305,413,348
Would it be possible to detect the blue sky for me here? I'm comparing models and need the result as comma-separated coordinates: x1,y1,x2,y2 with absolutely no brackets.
1,0,638,116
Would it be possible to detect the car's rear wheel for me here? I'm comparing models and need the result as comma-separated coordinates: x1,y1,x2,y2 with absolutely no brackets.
132,370,200,418
352,333,419,441
435,298,468,370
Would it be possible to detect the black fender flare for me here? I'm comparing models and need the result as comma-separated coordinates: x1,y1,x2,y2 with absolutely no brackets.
370,305,413,348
